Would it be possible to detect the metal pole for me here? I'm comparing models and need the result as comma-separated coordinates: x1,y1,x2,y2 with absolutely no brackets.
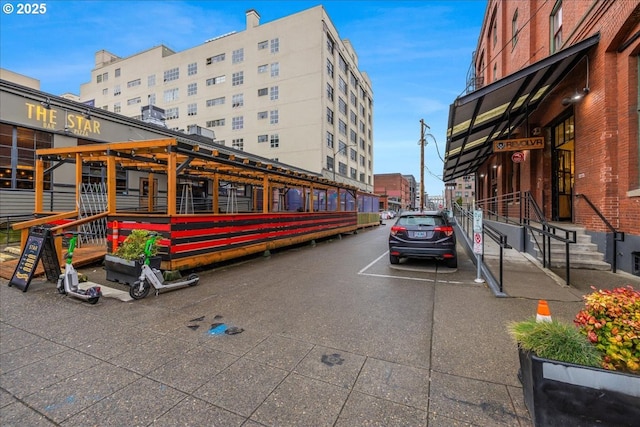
419,119,427,212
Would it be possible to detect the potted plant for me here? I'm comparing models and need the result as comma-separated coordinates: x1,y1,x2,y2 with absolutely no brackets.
104,229,161,285
508,286,640,427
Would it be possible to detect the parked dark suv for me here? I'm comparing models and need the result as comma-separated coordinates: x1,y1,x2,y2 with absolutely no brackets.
388,210,457,268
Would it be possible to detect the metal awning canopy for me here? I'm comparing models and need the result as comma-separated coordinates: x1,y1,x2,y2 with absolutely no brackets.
443,34,600,181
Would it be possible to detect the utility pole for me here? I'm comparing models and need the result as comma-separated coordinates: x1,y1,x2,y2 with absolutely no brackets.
419,119,429,212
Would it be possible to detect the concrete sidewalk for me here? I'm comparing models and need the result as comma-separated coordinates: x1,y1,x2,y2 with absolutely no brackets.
1,226,638,426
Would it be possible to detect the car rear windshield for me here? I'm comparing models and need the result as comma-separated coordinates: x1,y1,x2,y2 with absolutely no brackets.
397,215,445,226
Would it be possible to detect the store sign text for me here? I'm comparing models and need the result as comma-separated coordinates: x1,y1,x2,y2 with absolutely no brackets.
493,137,543,152
25,102,101,136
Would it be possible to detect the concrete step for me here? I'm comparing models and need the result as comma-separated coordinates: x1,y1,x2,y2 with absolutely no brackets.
545,258,612,270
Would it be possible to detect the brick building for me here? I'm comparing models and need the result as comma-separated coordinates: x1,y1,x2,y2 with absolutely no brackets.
445,1,639,275
374,173,411,213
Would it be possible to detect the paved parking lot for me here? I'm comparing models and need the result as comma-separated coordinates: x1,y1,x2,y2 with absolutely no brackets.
2,224,548,426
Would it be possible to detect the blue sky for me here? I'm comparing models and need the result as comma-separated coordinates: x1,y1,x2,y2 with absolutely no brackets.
0,0,487,197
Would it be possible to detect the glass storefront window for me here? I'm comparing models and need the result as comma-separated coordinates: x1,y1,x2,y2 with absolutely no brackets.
0,124,52,190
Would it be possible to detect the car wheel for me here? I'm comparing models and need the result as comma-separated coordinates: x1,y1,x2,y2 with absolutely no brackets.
389,254,400,264
446,257,458,268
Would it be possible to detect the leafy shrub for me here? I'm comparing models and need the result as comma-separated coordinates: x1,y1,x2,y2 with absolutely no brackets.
574,286,640,373
113,229,159,261
508,317,601,367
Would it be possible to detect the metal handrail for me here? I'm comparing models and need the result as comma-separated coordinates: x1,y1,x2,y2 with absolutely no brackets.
575,193,624,273
453,202,511,294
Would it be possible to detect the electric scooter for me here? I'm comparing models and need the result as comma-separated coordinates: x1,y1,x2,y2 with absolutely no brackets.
56,233,102,304
129,233,199,300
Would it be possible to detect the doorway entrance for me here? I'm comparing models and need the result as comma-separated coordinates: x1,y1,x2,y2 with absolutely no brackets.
551,114,575,221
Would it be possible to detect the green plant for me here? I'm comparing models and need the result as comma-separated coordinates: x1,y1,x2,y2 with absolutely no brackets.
508,317,601,368
574,286,640,373
113,229,159,261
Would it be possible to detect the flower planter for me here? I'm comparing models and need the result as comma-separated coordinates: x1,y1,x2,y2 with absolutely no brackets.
104,254,161,285
518,347,640,427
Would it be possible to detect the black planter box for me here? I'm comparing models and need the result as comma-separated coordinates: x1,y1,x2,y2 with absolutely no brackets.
518,347,640,426
104,254,161,285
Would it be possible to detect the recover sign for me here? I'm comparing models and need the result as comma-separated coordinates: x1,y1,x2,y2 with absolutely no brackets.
494,137,544,152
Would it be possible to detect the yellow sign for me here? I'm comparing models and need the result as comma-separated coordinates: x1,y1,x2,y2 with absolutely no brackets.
493,137,543,152
25,102,101,136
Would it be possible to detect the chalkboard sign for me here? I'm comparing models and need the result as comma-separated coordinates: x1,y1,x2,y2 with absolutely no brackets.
8,227,60,292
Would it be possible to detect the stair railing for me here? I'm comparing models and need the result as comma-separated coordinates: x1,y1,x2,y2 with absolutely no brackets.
575,193,624,273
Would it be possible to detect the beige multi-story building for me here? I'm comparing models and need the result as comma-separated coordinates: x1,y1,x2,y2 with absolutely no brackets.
79,6,374,192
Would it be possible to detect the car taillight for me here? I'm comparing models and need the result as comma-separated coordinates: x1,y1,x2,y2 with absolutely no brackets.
390,225,406,236
434,225,454,236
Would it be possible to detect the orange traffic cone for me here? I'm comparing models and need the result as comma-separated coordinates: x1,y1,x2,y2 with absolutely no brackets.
536,299,552,323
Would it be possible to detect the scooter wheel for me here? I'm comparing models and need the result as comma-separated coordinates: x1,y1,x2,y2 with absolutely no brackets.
87,296,100,305
129,280,150,300
188,273,199,286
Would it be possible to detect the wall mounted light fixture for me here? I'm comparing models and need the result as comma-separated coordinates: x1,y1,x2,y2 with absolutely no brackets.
40,97,51,109
561,56,590,106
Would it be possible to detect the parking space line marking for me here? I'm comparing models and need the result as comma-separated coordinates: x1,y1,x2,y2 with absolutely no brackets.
358,251,467,284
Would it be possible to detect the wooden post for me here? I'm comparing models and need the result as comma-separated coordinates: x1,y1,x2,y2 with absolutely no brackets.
167,151,177,215
35,158,43,212
263,175,269,213
212,173,219,213
107,154,117,213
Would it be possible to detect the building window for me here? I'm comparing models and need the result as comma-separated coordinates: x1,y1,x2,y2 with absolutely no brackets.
188,62,197,76
326,131,334,149
350,168,357,179
232,138,244,150
257,111,268,120
338,55,347,73
149,93,156,105
327,59,334,78
350,110,357,125
102,88,108,96
270,38,279,53
258,40,268,50
338,98,347,114
327,35,335,55
114,102,121,113
551,1,562,53
164,67,179,82
270,110,279,124
338,120,347,136
206,53,225,65
327,107,334,124
350,148,357,161
338,162,347,176
232,72,244,86
164,88,179,102
338,77,347,94
127,97,141,105
350,91,357,105
270,86,279,100
0,125,53,190
206,118,225,127
206,97,225,107
232,116,244,130
187,103,197,116
232,48,244,64
512,9,519,49
492,14,497,47
206,75,225,85
165,107,179,119
115,68,121,77
148,74,156,87
270,134,279,148
232,94,244,108
258,64,268,73
327,83,334,101
350,129,357,143
187,83,197,96
127,78,141,88
258,88,268,97
258,134,268,143
113,85,121,96
270,62,279,77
